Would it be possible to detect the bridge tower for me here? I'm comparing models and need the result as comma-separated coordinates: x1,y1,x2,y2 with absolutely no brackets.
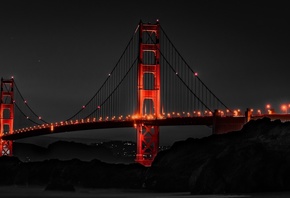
0,78,14,156
135,21,161,166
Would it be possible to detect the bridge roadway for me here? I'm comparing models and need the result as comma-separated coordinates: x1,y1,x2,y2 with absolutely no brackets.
3,113,290,141
2,116,215,140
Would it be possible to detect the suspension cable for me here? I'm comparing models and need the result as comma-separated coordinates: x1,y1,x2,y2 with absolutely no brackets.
13,80,49,124
159,25,230,111
66,24,140,121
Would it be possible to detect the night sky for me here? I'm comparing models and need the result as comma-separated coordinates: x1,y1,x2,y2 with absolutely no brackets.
0,1,289,146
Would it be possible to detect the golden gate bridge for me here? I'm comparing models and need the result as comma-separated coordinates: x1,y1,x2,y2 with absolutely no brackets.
1,20,289,167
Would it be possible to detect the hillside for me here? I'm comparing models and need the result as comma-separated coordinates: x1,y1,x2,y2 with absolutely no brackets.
13,140,135,163
145,117,290,193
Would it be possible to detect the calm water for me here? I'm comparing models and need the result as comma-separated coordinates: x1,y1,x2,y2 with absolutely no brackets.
0,186,290,198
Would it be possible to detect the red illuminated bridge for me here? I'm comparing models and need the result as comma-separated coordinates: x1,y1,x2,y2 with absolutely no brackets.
1,20,289,167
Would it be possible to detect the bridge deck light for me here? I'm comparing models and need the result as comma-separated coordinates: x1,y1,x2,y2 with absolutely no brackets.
281,105,287,114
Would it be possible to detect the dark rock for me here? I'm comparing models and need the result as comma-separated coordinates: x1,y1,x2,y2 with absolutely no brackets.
45,182,75,192
0,156,21,185
145,118,290,193
0,157,146,189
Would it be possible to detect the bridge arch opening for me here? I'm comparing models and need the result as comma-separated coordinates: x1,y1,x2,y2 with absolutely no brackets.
143,73,155,90
143,99,155,115
3,109,11,119
141,31,157,44
142,51,156,65
3,125,10,134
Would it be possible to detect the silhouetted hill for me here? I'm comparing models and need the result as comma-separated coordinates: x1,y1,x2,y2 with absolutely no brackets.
14,140,135,163
144,118,290,193
14,142,47,161
47,141,115,162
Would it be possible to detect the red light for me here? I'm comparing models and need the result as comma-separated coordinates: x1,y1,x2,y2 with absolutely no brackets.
281,105,287,110
24,100,27,103
281,105,287,113
97,106,101,109
38,116,42,120
11,76,14,79
194,72,198,76
82,105,86,109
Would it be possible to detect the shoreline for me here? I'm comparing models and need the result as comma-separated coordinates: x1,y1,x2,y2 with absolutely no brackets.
1,185,290,198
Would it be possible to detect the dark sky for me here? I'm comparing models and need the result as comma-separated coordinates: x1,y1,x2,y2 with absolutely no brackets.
0,1,289,146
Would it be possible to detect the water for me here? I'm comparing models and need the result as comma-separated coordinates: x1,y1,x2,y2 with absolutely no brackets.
0,186,290,198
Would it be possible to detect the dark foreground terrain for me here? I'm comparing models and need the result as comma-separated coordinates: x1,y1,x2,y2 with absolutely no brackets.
1,118,290,194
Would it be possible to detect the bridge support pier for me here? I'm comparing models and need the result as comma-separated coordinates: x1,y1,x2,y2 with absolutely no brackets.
0,78,14,156
212,109,252,134
135,124,159,167
135,21,161,166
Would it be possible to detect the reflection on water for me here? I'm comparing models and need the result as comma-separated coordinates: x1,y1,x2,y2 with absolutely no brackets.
0,186,290,198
